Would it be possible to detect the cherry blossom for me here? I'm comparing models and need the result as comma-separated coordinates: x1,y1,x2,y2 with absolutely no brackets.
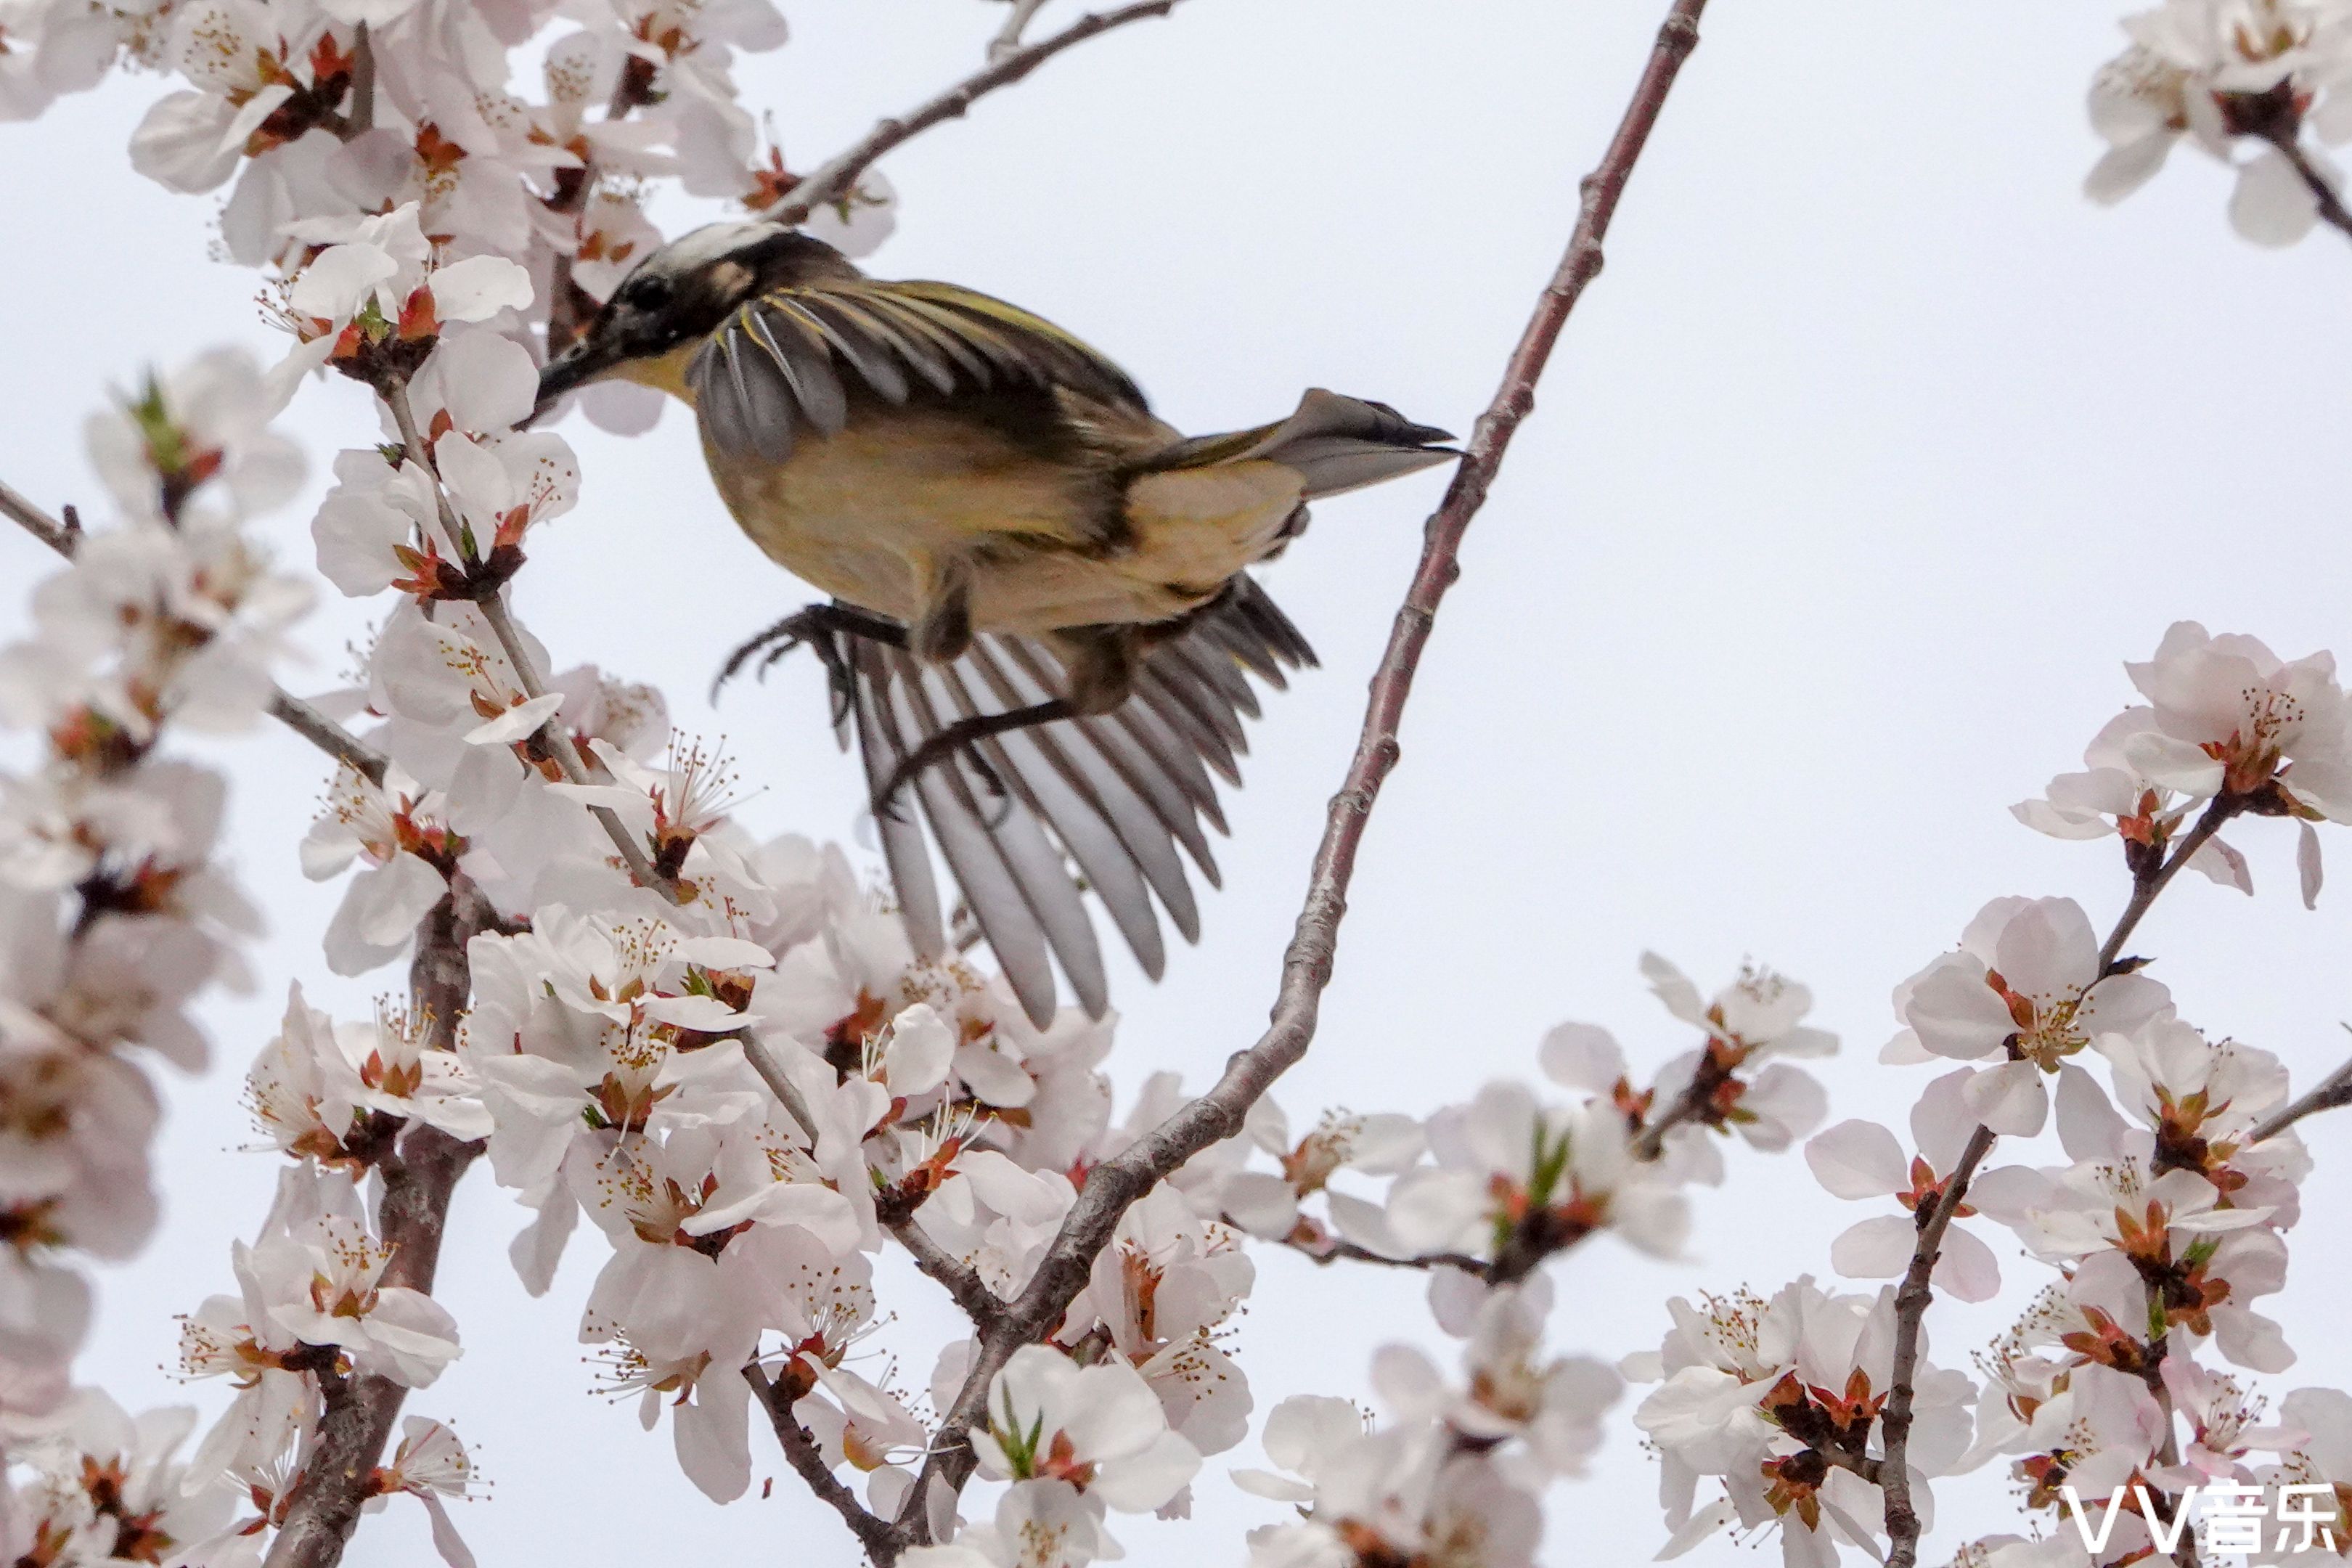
1803,1070,2001,1302
971,1344,1202,1515
1888,895,2173,1135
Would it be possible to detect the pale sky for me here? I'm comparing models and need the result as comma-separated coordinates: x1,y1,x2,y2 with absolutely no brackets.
12,0,2352,1564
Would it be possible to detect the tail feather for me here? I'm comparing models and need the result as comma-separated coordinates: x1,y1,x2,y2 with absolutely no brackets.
1146,388,1457,499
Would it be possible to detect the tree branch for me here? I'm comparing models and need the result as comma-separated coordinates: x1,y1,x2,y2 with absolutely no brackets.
888,1217,1004,1326
2251,1036,2352,1144
886,0,1712,1545
1878,801,2239,1568
746,1366,904,1562
1242,1222,1484,1275
1,476,389,783
2263,131,2352,246
261,876,495,1568
763,0,1185,229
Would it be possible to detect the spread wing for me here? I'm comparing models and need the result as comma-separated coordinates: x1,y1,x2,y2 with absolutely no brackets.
687,276,1147,462
835,576,1315,1028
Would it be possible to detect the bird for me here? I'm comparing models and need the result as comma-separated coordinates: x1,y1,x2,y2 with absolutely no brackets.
535,218,1456,1027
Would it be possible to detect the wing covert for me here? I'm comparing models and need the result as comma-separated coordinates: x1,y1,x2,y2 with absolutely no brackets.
690,276,1148,462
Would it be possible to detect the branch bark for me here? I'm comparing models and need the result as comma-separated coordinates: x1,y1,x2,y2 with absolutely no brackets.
886,0,1712,1545
2250,1039,2352,1144
763,0,1185,229
747,1367,904,1561
261,876,495,1568
1,476,389,783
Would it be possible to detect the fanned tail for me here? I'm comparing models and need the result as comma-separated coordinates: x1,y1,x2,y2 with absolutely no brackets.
817,578,1315,1027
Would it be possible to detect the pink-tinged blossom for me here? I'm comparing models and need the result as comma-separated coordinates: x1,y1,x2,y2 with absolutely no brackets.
1069,1186,1254,1456
1236,1409,1540,1568
245,1166,461,1387
2255,1388,2352,1561
2087,2,2352,244
2013,708,2254,889
1631,1277,1974,1568
367,1417,480,1568
1,1389,236,1568
971,1344,1201,1515
1804,1070,2001,1302
901,1479,1109,1568
301,764,463,975
1214,1094,1424,1252
1369,1278,1618,1477
1384,1087,1689,1265
2128,622,2352,816
83,346,305,527
2158,1357,2292,1482
279,204,534,357
1888,896,2173,1135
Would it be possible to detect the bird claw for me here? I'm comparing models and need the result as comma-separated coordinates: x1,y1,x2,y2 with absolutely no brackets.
711,605,874,724
870,738,1011,824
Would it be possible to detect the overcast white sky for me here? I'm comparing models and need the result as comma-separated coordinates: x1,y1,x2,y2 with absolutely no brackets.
12,0,2352,1563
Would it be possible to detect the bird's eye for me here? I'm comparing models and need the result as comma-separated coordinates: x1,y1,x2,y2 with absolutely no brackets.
627,274,674,313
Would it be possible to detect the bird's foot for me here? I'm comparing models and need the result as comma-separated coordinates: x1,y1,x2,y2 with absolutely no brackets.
711,603,907,723
870,698,1075,821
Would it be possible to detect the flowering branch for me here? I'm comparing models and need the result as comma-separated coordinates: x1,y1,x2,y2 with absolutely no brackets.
761,0,1185,228
2261,130,2352,245
889,0,1710,1543
472,591,679,897
260,877,495,1568
1877,801,2239,1568
369,377,682,898
738,1032,1000,1325
1,473,390,783
746,1366,904,1561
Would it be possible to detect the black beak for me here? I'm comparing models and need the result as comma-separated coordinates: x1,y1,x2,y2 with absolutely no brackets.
532,336,620,425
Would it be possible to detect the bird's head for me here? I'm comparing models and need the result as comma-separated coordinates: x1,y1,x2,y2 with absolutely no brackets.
534,219,851,415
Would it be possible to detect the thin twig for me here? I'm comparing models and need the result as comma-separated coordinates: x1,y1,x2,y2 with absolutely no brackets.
764,0,1184,229
261,878,495,1568
2096,798,2233,977
888,1218,1004,1326
2251,1036,2352,1144
2263,131,2352,246
0,478,75,553
740,1035,1002,1323
1242,1221,1484,1275
269,692,388,785
3,475,390,783
1878,804,2237,1568
888,1,1712,1545
746,1366,904,1561
347,23,375,137
473,592,681,900
375,382,679,901
989,0,1051,59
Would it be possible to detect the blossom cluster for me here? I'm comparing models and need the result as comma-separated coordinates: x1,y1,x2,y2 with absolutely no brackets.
1628,625,2352,1568
2086,0,2352,244
0,352,308,1463
0,0,883,1540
